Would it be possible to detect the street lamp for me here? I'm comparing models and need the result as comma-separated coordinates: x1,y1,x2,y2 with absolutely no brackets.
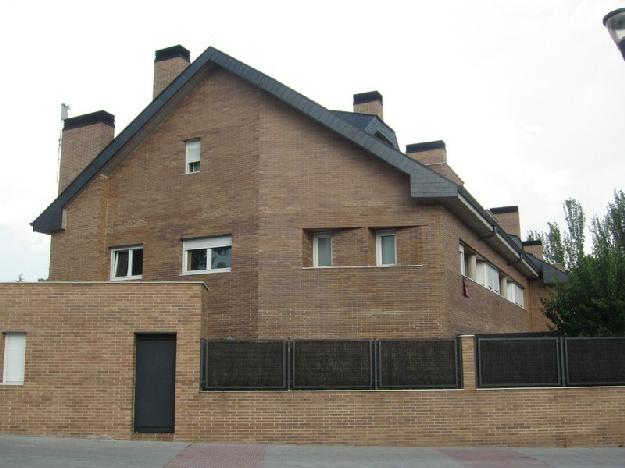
604,8,625,60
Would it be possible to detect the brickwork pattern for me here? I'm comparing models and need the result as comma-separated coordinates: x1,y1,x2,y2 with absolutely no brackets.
49,66,549,340
0,283,204,439
1,286,622,447
58,123,114,194
154,56,189,98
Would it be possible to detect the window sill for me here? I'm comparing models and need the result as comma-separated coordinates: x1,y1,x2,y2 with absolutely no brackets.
184,171,201,175
303,264,423,270
1,382,24,386
110,276,143,282
181,268,231,276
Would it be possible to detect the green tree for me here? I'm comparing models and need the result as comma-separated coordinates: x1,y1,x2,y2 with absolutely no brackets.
542,191,625,336
563,198,585,268
527,222,564,266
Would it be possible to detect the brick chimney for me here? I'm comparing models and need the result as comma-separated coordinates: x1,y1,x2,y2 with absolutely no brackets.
153,45,190,98
353,91,383,120
405,140,464,185
490,206,521,238
522,240,543,260
58,111,115,194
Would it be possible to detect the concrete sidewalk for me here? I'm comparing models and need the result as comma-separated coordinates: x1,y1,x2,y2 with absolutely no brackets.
0,435,623,467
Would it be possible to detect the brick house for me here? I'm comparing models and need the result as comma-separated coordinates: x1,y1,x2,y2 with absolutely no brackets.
33,44,563,338
3,45,611,447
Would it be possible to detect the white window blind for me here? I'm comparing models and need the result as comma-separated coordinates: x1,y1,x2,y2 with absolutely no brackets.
185,139,200,173
3,333,26,384
486,264,500,294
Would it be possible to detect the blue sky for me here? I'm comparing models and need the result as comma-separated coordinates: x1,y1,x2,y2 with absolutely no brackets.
1,0,624,281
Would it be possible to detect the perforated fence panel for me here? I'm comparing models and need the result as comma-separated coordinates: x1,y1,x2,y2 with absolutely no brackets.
565,337,625,386
477,337,562,388
291,340,373,389
378,340,460,389
201,341,287,390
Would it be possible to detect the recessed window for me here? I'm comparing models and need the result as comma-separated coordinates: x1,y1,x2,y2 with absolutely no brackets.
183,236,232,274
476,261,500,294
185,139,200,174
111,246,143,280
313,232,332,267
459,244,466,276
507,281,525,308
3,332,26,385
376,230,396,266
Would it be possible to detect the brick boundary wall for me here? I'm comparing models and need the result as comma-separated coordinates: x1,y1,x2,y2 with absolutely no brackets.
1,284,624,446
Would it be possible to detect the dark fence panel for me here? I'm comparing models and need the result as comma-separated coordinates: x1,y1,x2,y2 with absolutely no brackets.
565,337,625,386
291,340,373,390
201,340,287,390
377,339,460,389
477,336,562,388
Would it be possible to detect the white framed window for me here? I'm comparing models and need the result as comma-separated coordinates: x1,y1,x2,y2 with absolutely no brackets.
376,230,396,266
459,244,466,276
476,261,500,294
3,332,26,385
313,232,332,267
185,139,200,174
507,281,525,308
182,235,232,274
110,246,143,280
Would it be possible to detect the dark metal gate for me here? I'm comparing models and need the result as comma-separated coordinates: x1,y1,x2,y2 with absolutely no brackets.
134,334,176,433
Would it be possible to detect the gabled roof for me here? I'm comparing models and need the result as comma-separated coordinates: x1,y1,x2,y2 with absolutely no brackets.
32,46,542,280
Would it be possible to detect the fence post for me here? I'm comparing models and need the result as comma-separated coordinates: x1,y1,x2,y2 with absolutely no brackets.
460,335,477,391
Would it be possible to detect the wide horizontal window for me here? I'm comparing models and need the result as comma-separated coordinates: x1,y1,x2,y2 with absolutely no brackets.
182,235,232,274
110,246,143,280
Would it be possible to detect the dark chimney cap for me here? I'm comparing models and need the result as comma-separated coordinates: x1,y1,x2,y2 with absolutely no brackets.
155,45,190,63
353,90,383,105
63,110,115,130
603,7,625,26
406,140,446,153
490,205,518,214
522,240,542,246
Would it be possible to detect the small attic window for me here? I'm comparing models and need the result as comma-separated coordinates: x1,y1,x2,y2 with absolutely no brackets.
185,139,200,174
374,131,393,146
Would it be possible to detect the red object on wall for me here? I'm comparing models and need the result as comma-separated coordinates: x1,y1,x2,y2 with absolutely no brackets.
463,277,469,297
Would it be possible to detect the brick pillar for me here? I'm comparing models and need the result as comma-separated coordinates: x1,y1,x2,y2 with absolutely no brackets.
460,335,477,391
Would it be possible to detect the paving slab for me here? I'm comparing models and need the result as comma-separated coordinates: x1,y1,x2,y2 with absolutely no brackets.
0,435,624,468
0,435,188,468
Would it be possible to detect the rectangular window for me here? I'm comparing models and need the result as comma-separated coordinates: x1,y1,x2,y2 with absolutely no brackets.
486,264,500,294
3,333,26,385
313,232,332,267
459,244,466,276
476,261,500,294
110,246,143,280
507,282,525,308
183,235,232,274
376,231,396,266
185,139,201,174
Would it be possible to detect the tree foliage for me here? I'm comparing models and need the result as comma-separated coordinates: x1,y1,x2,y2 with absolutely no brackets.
541,191,625,336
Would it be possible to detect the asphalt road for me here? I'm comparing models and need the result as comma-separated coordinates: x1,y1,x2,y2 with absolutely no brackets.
0,435,623,467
